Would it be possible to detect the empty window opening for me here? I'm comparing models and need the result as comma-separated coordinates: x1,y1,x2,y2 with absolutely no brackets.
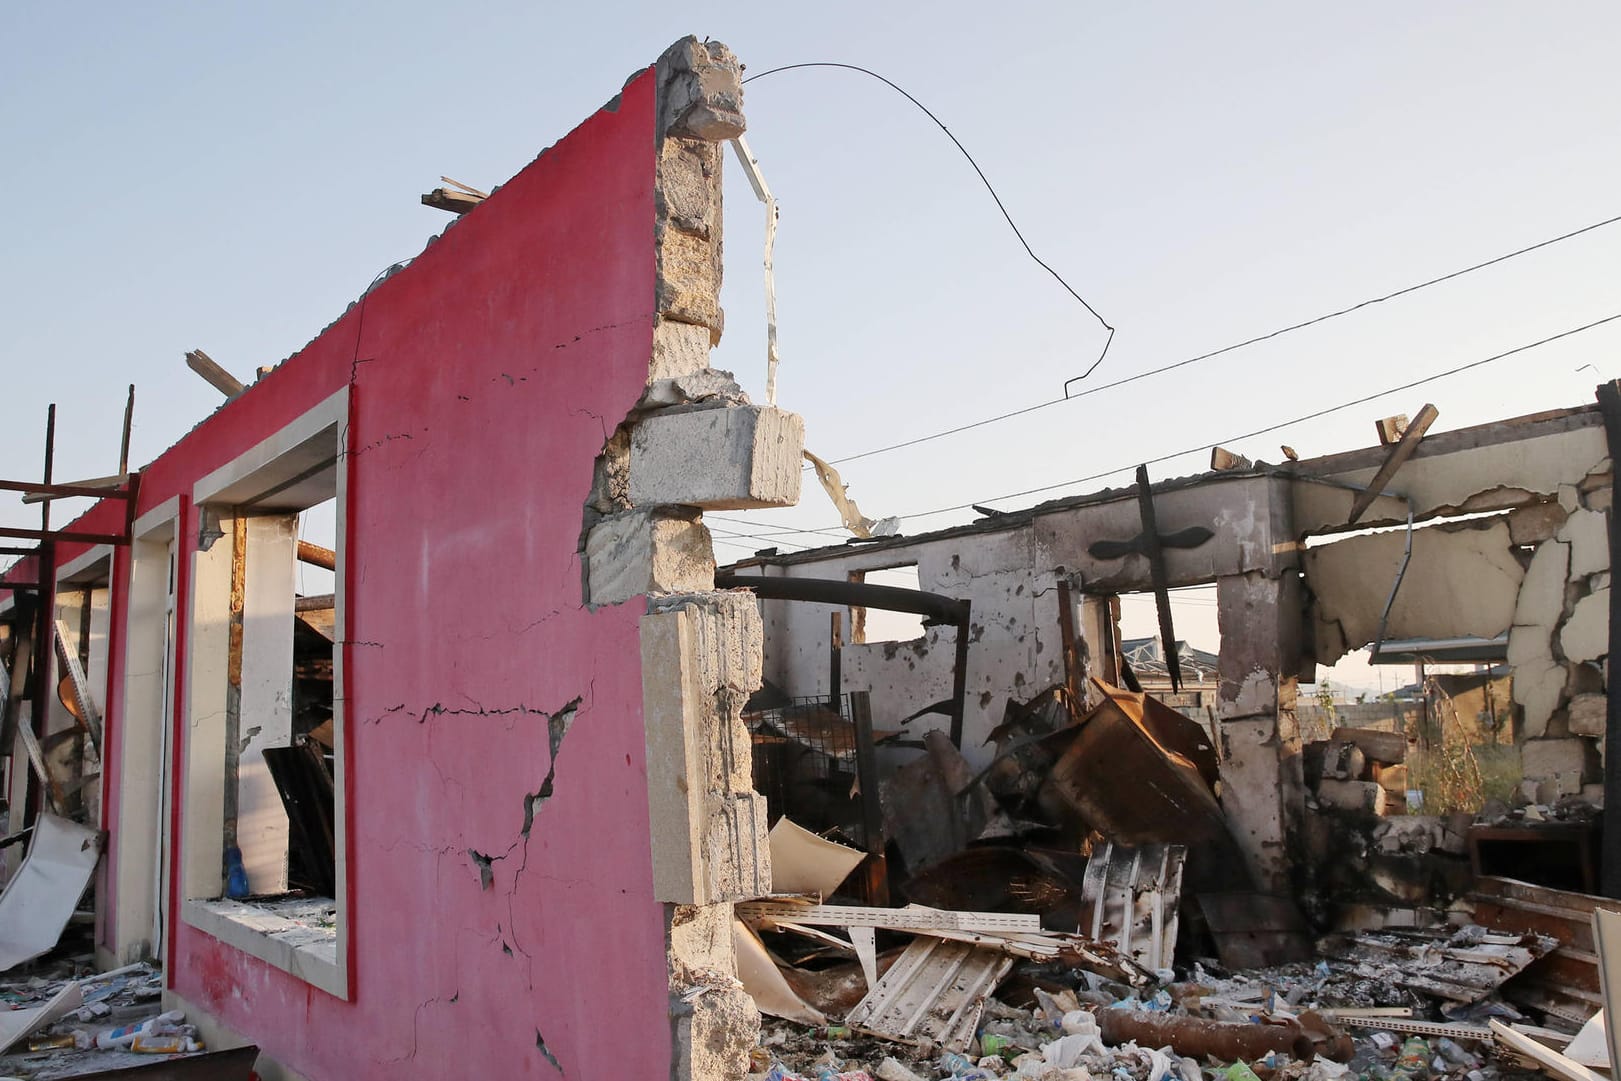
183,391,348,998
848,565,926,644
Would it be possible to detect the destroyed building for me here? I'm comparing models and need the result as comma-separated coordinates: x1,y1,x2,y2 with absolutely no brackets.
3,32,1621,1081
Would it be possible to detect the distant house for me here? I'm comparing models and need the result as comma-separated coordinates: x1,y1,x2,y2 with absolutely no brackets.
1119,636,1221,714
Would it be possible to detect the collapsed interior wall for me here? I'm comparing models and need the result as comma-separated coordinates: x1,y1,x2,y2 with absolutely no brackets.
746,473,1308,893
1298,405,1614,808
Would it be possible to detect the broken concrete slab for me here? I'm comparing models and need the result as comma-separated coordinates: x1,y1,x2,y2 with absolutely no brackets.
1563,588,1611,664
1510,501,1571,546
1509,623,1567,738
1522,738,1597,795
1317,779,1388,816
629,405,803,510
1517,539,1571,632
1305,518,1525,663
1561,508,1611,580
585,508,714,607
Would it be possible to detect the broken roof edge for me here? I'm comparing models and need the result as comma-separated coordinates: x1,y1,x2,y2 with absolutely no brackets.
726,396,1607,571
725,466,1278,569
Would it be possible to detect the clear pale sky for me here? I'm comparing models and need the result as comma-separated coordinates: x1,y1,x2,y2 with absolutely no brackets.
7,3,1621,690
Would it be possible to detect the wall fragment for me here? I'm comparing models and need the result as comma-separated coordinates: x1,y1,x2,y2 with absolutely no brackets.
1305,518,1524,664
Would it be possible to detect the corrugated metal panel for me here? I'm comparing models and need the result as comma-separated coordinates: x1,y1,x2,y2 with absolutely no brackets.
845,937,1013,1052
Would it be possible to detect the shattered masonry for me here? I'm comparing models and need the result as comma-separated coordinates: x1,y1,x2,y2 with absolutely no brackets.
580,37,804,1081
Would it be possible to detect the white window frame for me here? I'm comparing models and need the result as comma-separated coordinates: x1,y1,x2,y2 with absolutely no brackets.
110,497,181,966
181,388,349,999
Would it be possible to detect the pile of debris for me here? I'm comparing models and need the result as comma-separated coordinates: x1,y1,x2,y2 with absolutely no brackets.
739,678,1617,1081
0,961,213,1079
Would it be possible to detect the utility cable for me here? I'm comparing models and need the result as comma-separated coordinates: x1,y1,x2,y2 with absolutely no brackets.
743,61,1114,378
727,310,1621,539
824,208,1621,467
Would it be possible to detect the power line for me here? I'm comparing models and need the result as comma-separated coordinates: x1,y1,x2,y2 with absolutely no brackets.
894,310,1621,521
726,310,1621,539
743,61,1114,379
824,209,1621,467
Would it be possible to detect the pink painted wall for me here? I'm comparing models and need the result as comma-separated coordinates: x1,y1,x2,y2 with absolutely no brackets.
8,66,675,1080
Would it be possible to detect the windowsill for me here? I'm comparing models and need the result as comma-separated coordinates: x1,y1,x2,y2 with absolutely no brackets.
183,897,347,1000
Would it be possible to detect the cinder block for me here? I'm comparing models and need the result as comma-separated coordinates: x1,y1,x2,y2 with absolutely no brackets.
585,509,714,607
1317,779,1387,816
1521,737,1597,796
1569,693,1608,738
705,791,770,903
653,591,763,695
630,405,803,510
673,986,758,1081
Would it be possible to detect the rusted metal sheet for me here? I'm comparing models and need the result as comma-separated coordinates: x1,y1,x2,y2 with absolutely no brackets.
1080,842,1185,973
1098,1008,1353,1063
1039,680,1231,851
845,936,1013,1052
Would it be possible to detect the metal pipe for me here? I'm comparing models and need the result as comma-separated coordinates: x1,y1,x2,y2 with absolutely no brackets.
1098,1008,1353,1063
716,572,967,622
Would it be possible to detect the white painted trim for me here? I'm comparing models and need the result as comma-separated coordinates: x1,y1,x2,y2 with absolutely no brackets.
180,391,349,998
111,508,180,965
182,900,346,1001
193,388,347,507
56,544,113,585
133,497,181,541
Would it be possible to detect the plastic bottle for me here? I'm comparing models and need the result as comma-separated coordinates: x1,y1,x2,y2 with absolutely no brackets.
1390,1037,1430,1081
94,1010,186,1050
225,847,250,899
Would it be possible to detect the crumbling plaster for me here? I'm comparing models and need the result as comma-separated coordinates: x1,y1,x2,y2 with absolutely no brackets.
1304,518,1526,665
1293,404,1614,796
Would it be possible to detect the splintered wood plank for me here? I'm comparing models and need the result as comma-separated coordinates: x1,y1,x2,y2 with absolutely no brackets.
845,937,1013,1052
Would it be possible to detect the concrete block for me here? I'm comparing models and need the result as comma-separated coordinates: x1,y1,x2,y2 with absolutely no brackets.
1569,693,1608,738
651,320,715,382
585,509,714,607
1509,501,1569,546
1521,737,1596,796
673,986,758,1081
642,609,709,906
1581,783,1606,808
653,591,764,695
704,791,770,902
1374,816,1440,855
667,903,736,987
630,405,804,510
1561,588,1610,664
1317,779,1388,816
1333,726,1406,765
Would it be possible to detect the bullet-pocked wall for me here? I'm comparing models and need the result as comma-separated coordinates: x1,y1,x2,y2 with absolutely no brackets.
0,38,805,1081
